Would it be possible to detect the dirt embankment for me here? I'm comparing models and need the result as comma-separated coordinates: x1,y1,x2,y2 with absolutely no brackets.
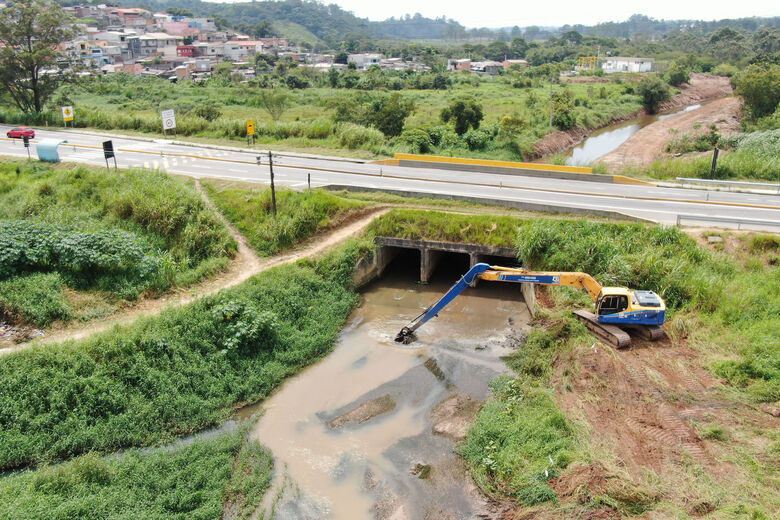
533,73,735,160
598,95,742,171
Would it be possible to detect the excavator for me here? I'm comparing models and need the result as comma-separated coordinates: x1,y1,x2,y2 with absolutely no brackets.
395,263,666,348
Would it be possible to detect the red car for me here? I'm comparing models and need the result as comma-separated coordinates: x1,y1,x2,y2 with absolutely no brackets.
6,126,35,139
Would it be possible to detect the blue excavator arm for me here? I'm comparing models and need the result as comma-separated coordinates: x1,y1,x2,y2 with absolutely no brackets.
394,263,492,343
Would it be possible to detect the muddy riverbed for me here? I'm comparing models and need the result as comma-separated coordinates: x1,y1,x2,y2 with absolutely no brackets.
249,258,531,519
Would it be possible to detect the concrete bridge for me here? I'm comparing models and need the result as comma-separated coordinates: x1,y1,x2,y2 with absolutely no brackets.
354,237,535,313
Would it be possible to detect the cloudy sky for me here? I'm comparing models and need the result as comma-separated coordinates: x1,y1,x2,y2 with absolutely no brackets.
326,0,778,28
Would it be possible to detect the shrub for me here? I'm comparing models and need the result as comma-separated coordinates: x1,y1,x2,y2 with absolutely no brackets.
733,63,780,120
399,128,433,153
713,63,738,77
0,273,71,326
463,129,491,150
637,74,671,114
665,63,690,86
0,259,360,469
335,122,385,149
193,105,222,121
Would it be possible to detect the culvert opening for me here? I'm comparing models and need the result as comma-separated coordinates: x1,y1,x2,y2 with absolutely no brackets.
427,251,470,284
382,247,421,277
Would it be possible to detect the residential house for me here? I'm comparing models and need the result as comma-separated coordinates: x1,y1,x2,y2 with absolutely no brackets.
448,58,471,71
347,53,382,70
224,40,263,61
470,60,503,75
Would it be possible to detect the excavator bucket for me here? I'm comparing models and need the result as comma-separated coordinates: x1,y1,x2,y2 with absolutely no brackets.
394,327,417,344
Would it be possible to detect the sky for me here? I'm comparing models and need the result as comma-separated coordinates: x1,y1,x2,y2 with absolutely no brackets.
324,0,779,28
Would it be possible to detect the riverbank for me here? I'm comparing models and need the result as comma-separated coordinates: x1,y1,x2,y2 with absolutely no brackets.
597,96,742,171
533,73,734,161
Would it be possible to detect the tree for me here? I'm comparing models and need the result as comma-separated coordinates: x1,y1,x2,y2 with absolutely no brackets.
441,98,483,135
334,52,348,64
637,74,671,114
734,63,780,119
258,89,289,121
0,0,81,113
368,93,415,136
551,89,575,130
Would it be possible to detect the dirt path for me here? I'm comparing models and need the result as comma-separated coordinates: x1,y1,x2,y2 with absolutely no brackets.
1,190,388,355
597,96,742,171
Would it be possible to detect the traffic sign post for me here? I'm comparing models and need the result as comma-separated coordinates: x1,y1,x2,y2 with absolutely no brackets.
258,152,277,216
61,106,74,127
102,140,117,170
23,136,30,158
161,109,176,137
246,120,256,146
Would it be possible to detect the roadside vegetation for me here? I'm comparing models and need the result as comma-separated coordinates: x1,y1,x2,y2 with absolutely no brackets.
461,218,779,516
0,428,273,520
0,160,236,328
0,241,369,469
201,179,366,256
625,128,780,181
367,208,520,247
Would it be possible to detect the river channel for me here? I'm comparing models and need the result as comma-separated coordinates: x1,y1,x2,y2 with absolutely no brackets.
249,257,531,519
562,103,703,166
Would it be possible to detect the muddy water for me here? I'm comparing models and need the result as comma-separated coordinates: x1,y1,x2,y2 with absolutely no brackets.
250,260,530,519
563,103,702,166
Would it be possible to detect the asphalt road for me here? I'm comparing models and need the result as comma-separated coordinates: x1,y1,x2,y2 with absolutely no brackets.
2,125,779,230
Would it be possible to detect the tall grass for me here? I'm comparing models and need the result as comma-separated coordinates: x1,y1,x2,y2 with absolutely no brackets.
0,160,236,325
0,429,272,520
202,181,365,256
628,129,780,181
515,218,779,400
0,244,365,469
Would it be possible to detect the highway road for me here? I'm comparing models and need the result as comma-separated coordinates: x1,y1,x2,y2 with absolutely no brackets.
2,125,779,230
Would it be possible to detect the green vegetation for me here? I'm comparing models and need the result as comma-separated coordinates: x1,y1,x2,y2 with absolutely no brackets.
463,218,779,509
627,128,780,181
2,71,646,161
0,160,236,326
637,74,672,113
367,209,519,247
0,429,272,520
734,63,780,121
201,180,366,256
0,242,368,469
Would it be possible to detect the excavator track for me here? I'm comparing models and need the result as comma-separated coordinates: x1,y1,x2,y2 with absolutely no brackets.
573,310,631,349
625,324,666,341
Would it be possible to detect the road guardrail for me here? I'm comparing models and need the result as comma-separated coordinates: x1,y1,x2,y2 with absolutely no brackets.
677,214,780,230
677,177,780,194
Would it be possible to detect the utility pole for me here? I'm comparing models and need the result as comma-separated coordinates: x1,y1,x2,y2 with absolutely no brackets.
268,150,277,216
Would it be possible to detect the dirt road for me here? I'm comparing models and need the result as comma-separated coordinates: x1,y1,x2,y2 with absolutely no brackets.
597,96,742,171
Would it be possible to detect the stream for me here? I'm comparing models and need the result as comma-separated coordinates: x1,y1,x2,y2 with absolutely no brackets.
561,103,703,166
248,258,531,519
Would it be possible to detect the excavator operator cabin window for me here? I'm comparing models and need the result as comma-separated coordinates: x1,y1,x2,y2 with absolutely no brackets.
599,295,628,315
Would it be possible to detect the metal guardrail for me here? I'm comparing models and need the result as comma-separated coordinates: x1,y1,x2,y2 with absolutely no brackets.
677,177,780,194
677,214,780,230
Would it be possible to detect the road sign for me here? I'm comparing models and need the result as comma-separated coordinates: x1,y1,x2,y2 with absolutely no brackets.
102,140,114,159
161,109,176,130
246,120,255,136
61,106,74,122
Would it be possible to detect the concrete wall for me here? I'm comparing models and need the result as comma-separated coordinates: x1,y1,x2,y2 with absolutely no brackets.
324,185,653,223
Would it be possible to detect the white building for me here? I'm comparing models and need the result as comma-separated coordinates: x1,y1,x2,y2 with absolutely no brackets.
601,57,654,74
347,53,381,70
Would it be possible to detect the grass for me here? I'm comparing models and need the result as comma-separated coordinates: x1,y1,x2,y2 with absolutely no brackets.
0,428,272,520
0,241,370,470
618,129,780,182
0,160,236,327
461,217,779,513
201,179,366,256
1,73,644,161
367,208,520,247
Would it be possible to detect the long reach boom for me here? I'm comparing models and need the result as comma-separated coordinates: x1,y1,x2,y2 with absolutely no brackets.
395,263,666,348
